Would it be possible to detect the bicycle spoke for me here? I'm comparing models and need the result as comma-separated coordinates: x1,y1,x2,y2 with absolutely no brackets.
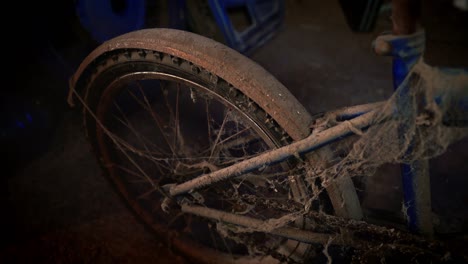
161,80,179,155
127,83,177,157
74,91,162,192
174,84,186,153
209,109,232,160
136,187,160,200
109,135,173,171
200,128,257,157
112,102,167,175
206,98,212,148
108,163,149,182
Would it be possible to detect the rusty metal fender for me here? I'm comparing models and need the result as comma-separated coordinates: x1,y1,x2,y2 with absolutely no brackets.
68,28,312,140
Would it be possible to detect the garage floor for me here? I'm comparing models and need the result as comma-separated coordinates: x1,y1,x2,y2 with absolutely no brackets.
2,1,467,263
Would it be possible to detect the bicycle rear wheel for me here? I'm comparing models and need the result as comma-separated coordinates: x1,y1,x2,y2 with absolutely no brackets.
68,28,360,263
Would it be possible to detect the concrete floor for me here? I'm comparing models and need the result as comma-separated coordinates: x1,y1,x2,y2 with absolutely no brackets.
2,0,467,263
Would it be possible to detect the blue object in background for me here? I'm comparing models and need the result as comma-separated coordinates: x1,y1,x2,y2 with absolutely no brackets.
76,0,146,43
75,0,285,54
169,0,188,30
208,0,285,54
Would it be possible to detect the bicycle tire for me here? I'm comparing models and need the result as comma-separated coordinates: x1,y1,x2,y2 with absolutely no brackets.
68,28,362,263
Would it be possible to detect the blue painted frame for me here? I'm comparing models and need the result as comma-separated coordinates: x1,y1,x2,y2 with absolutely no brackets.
377,30,468,234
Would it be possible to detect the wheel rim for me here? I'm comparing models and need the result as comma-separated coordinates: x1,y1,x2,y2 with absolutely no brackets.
92,69,311,261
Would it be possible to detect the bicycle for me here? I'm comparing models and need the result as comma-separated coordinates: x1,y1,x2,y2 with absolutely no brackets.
66,2,468,263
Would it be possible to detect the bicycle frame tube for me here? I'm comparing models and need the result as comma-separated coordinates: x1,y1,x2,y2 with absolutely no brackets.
375,29,468,235
169,103,382,196
388,30,433,235
375,0,432,234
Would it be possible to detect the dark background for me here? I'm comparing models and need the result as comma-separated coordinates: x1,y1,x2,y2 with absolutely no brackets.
2,0,467,263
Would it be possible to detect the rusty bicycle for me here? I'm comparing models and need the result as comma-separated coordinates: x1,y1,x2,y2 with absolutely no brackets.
67,3,468,263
